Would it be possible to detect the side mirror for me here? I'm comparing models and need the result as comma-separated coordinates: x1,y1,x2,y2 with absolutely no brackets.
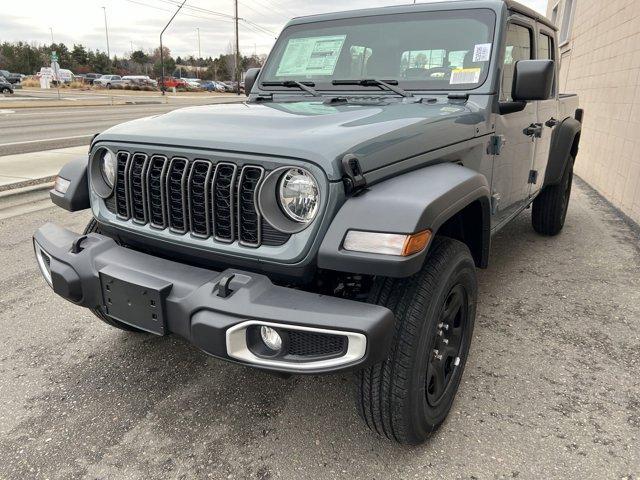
512,59,554,101
244,68,261,94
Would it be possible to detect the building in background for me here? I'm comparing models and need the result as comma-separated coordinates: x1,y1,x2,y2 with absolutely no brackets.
547,0,640,225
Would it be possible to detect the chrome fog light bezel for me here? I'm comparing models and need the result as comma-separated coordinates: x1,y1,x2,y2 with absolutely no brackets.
226,320,366,371
33,240,53,287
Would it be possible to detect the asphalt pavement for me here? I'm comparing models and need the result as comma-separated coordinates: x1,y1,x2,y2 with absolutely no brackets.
0,96,244,156
0,178,638,479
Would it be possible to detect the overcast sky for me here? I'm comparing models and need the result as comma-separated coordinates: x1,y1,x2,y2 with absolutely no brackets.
2,0,548,60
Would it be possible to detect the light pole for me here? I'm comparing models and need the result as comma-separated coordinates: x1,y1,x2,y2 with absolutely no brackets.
234,0,240,95
160,0,187,95
102,7,111,59
196,27,201,78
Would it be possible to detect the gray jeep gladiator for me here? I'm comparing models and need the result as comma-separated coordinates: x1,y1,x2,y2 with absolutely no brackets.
34,0,582,444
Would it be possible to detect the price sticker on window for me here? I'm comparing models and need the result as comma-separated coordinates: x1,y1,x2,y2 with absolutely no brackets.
450,68,481,85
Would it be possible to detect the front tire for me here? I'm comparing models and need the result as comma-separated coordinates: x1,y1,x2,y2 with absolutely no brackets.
532,156,574,236
83,219,147,333
355,237,477,444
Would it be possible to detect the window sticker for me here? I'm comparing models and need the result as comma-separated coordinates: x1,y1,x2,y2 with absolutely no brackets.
276,35,347,77
472,43,492,62
450,68,481,85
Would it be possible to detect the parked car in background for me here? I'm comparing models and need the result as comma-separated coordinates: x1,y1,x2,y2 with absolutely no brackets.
0,69,22,84
158,77,188,89
94,75,124,88
200,81,226,92
217,82,234,92
0,76,14,94
182,78,203,89
80,73,102,85
122,75,158,88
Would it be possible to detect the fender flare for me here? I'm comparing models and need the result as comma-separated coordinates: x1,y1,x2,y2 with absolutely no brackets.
544,116,581,186
317,162,491,278
50,158,90,212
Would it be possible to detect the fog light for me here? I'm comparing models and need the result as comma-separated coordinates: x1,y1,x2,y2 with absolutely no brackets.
54,176,70,194
34,241,53,287
260,326,282,351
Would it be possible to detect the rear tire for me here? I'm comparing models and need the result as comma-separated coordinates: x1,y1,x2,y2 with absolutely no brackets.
532,156,574,236
355,237,477,444
83,219,147,333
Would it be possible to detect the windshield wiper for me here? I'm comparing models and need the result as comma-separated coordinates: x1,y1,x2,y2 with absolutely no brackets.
332,79,413,98
261,80,322,97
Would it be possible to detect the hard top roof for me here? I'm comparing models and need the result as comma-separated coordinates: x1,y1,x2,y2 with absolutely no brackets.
287,0,556,31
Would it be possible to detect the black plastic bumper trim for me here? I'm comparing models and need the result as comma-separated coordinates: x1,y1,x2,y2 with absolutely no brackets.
32,223,394,374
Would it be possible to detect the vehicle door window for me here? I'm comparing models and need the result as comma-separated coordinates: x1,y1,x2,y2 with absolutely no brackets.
538,32,556,95
501,23,532,101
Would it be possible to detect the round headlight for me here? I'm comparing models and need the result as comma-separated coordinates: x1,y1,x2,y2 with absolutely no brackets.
100,150,117,188
278,168,319,223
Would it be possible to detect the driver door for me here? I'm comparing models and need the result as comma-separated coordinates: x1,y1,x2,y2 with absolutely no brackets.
492,20,537,228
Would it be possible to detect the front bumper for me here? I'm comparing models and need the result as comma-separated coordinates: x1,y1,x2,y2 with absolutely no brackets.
33,223,394,374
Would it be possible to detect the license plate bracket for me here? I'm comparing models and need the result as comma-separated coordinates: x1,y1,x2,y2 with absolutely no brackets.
99,265,173,335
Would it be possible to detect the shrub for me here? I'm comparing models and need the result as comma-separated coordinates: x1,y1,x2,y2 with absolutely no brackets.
21,78,40,87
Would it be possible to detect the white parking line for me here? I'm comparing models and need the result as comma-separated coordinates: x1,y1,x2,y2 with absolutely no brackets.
0,134,93,147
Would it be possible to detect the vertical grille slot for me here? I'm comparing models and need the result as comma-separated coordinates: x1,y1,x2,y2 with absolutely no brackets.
212,163,237,243
166,157,189,233
237,166,264,247
128,153,149,224
146,155,168,229
188,160,213,237
115,152,131,219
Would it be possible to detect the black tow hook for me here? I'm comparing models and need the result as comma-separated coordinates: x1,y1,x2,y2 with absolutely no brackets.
215,273,236,298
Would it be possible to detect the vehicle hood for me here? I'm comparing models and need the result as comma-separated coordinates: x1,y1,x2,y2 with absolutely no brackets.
97,99,485,181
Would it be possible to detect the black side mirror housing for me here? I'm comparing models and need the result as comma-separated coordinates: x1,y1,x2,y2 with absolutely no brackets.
244,68,261,94
512,59,554,101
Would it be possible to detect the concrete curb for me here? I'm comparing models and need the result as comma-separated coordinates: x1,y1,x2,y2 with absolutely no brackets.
0,176,55,194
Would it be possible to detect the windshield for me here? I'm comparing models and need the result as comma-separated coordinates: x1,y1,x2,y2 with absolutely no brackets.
260,9,496,92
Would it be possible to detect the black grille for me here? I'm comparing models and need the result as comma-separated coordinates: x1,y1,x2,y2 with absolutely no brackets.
238,166,264,246
105,152,290,248
147,156,168,228
166,158,189,233
129,153,148,223
188,160,213,237
115,152,130,218
286,331,347,358
213,163,237,242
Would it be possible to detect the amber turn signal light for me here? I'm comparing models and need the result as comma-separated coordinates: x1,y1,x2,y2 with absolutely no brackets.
401,230,431,256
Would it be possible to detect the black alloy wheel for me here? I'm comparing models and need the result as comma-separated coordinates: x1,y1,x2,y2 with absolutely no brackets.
426,284,469,406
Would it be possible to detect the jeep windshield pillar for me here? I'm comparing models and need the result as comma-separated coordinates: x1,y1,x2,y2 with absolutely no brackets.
34,0,581,445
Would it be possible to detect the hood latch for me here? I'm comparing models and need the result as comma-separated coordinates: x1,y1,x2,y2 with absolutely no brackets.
341,154,367,195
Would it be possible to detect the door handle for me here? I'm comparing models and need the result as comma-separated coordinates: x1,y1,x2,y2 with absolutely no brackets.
523,123,543,138
545,117,559,128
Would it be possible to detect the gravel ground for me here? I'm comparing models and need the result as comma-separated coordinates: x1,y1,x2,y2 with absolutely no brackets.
0,178,638,479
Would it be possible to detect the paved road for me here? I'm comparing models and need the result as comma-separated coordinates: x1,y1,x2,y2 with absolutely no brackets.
0,179,638,479
0,97,243,156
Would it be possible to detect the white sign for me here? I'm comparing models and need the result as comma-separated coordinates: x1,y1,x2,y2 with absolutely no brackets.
472,43,492,63
276,35,346,77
